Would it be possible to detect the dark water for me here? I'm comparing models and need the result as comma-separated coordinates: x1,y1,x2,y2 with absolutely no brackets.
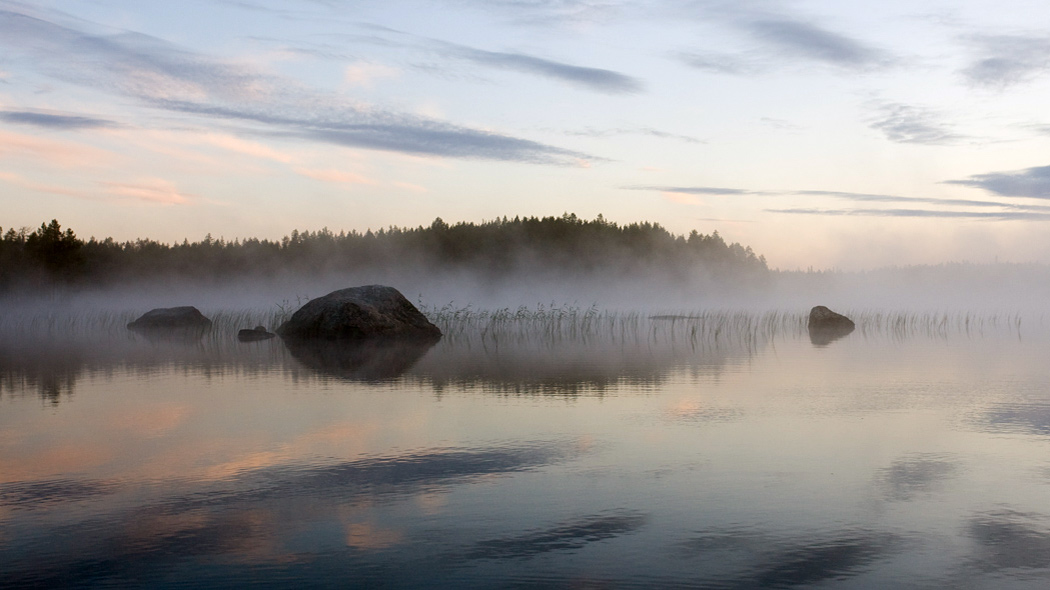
3,314,1050,588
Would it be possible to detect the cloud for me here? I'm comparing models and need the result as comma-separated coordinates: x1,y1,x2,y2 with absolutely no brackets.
0,171,189,204
0,129,112,166
743,18,886,68
676,51,765,75
565,126,703,144
0,7,591,164
392,181,427,192
765,207,1050,220
0,109,118,130
294,166,376,185
100,178,191,204
960,34,1050,89
943,165,1050,199
344,61,399,87
796,190,1050,212
624,185,754,195
441,43,643,94
0,170,94,199
199,132,293,162
867,102,964,145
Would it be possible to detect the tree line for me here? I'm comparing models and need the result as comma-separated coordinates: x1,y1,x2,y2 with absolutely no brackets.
0,214,767,291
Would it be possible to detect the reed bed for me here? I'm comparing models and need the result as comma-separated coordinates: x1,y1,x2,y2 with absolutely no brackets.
419,303,809,352
0,308,291,344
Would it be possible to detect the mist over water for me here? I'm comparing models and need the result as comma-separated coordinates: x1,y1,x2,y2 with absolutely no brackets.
4,261,1049,320
4,260,1050,588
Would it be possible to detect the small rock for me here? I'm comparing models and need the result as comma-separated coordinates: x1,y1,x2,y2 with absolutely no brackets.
238,325,276,341
128,307,212,333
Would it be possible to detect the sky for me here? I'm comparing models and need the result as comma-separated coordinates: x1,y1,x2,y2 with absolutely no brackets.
2,0,1050,270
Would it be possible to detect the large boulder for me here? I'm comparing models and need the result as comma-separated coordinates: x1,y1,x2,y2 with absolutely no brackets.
807,305,854,345
127,306,212,334
276,285,442,341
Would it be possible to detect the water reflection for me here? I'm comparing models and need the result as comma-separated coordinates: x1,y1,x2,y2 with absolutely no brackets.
980,403,1050,437
875,454,960,502
808,323,855,346
680,528,903,588
0,324,761,401
0,440,584,588
967,509,1050,571
282,336,438,381
0,478,117,509
464,510,648,560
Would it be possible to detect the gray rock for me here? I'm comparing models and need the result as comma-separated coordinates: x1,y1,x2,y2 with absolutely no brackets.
276,285,442,341
807,305,854,345
127,306,212,333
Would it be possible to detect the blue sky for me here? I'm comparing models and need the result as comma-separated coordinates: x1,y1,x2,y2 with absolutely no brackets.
2,0,1050,269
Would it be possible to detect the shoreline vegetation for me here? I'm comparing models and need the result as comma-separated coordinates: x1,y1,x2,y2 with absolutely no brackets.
0,214,767,292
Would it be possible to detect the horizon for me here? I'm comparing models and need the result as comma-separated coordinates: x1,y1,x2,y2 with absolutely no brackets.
2,1,1050,270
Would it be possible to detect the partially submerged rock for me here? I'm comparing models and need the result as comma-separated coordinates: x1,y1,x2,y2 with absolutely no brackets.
807,305,855,345
127,306,212,335
276,285,442,341
238,325,276,342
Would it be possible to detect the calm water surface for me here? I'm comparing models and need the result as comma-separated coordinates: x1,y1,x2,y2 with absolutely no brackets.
3,313,1050,588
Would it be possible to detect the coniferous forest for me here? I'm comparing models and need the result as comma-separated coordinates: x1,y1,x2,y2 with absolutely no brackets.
0,214,767,292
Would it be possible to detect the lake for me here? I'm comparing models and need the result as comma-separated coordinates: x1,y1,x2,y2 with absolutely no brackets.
3,308,1050,588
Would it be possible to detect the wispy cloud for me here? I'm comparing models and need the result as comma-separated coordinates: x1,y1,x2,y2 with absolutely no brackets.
867,102,964,145
960,34,1050,89
198,132,293,163
101,178,191,204
944,165,1050,199
765,207,1050,220
566,127,703,144
0,109,118,130
436,41,643,94
0,6,592,164
626,184,1050,220
0,171,190,204
0,129,112,166
676,51,764,75
676,8,891,76
624,184,755,195
334,24,643,94
795,190,1050,211
294,166,376,185
742,18,886,68
344,61,399,87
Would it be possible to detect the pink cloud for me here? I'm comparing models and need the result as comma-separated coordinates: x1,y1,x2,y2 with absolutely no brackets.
294,167,376,185
100,178,192,204
0,129,112,167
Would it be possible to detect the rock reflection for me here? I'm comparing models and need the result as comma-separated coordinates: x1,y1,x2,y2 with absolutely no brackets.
282,336,438,381
808,323,854,346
